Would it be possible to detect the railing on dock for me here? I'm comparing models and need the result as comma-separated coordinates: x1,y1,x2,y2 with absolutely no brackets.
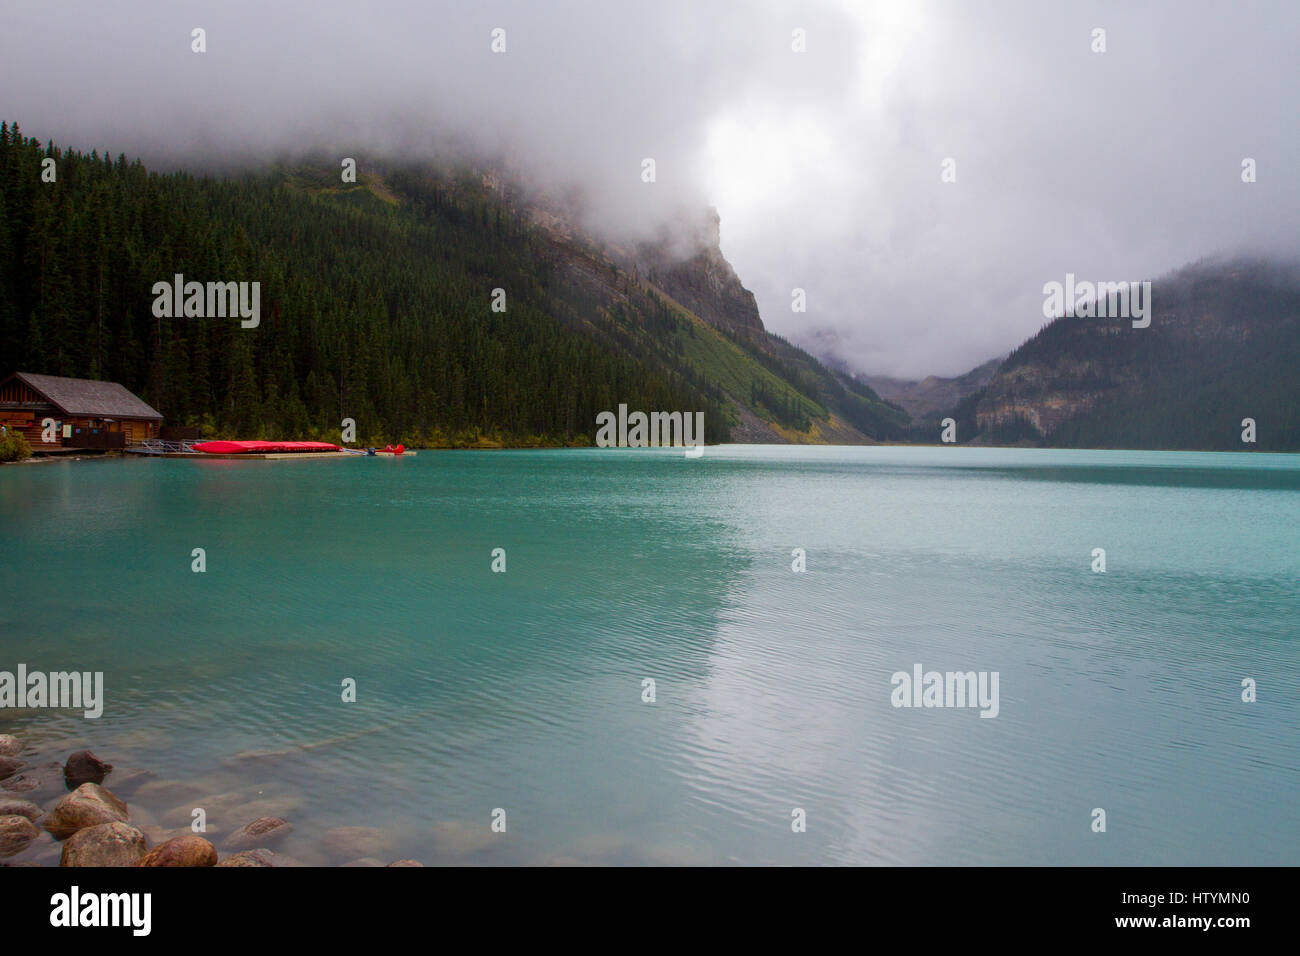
131,438,200,455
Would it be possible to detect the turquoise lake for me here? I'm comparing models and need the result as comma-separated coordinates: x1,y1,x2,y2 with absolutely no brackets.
1,446,1297,865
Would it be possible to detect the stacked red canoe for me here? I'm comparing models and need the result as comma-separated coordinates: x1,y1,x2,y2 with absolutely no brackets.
192,441,342,454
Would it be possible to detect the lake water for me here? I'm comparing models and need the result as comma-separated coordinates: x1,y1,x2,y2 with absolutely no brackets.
1,446,1296,865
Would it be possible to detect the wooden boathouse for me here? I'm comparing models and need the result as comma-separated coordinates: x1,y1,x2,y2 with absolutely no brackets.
0,371,163,451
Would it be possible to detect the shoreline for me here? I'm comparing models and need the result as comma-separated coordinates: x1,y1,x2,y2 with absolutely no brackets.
0,727,706,866
7,442,1298,464
0,732,435,867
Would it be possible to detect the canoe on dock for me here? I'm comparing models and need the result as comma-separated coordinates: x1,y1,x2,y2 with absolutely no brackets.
192,440,342,454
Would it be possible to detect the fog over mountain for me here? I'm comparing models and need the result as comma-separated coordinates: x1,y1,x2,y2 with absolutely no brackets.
2,0,1297,378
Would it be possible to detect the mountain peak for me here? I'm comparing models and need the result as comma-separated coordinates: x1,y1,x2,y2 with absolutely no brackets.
632,206,764,335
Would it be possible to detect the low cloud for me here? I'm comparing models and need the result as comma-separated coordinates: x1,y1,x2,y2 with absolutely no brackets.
2,0,1296,378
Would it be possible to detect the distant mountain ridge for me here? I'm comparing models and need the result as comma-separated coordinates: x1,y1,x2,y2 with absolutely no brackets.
958,257,1300,450
864,356,1004,421
815,256,1298,452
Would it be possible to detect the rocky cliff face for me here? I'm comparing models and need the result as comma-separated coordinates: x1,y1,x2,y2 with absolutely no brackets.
976,357,1135,434
632,207,765,334
491,175,765,335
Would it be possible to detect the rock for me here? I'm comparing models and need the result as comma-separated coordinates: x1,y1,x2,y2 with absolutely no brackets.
160,790,245,828
0,814,41,857
161,789,300,832
0,797,42,822
138,835,217,867
0,735,21,757
0,756,24,781
215,848,275,867
2,761,66,799
225,816,293,850
321,826,396,861
64,750,113,788
231,795,303,823
215,848,303,867
59,822,147,867
386,859,424,867
43,783,129,839
138,824,190,847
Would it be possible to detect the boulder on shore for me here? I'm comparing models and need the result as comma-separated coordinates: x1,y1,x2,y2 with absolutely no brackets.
0,735,21,757
0,756,24,781
59,821,147,867
0,814,41,857
138,834,217,867
386,859,424,867
64,750,113,788
43,783,129,839
0,797,43,822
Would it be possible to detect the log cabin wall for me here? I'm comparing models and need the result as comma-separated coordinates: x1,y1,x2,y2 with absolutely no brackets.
0,416,152,448
1,372,164,449
0,378,56,443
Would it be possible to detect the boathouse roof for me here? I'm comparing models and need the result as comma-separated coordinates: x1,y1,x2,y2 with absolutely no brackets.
2,371,164,421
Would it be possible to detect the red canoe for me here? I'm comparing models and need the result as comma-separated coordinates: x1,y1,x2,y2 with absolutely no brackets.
192,440,342,454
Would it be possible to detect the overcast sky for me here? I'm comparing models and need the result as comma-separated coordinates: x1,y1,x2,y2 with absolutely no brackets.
3,1,1297,378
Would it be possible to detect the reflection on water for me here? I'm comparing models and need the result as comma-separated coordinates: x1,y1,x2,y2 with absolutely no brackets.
1,446,1297,864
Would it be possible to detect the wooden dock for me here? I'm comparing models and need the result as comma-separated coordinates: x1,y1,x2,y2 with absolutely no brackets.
162,450,353,460
126,444,417,460
169,450,415,460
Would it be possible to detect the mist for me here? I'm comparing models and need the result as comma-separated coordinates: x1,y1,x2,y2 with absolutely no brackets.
2,0,1297,378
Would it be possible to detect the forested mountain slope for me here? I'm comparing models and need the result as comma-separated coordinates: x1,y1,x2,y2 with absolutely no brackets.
952,258,1300,450
0,124,904,446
